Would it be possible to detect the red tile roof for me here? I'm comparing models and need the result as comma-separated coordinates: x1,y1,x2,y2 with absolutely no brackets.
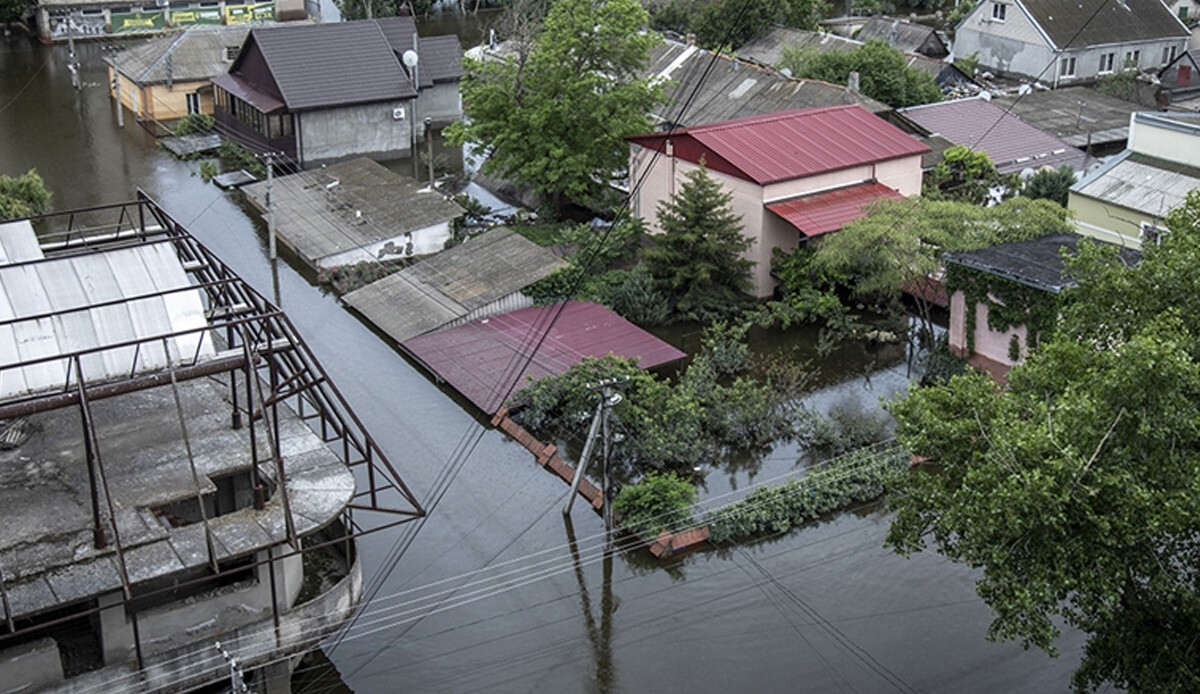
628,105,929,185
401,301,686,414
765,182,901,237
898,98,1087,174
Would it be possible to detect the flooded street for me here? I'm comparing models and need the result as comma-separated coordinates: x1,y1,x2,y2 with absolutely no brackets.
1,34,1093,693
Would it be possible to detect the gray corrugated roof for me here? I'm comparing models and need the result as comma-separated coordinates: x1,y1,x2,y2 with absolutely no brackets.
943,233,1139,293
1021,0,1189,49
1071,151,1200,217
110,26,249,85
857,17,946,57
249,21,415,111
647,40,888,127
989,86,1136,148
899,96,1088,173
736,27,858,67
343,227,566,343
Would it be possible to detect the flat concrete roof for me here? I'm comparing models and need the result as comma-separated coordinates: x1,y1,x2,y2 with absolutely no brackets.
241,157,463,269
401,301,686,414
0,376,353,622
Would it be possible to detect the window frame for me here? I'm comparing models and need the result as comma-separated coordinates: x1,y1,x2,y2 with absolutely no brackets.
1060,56,1077,78
991,2,1007,21
1099,52,1115,74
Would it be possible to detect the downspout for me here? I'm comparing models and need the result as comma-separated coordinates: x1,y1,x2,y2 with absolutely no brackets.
295,112,303,167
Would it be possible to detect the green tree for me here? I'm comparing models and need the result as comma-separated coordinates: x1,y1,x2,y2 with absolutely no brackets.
448,0,663,213
1,0,33,23
0,169,51,220
885,191,1200,693
925,145,1017,205
333,0,432,20
1023,165,1076,207
642,163,754,322
811,196,1071,340
780,40,943,108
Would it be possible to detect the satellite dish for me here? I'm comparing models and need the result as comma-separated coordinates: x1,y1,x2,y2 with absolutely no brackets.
402,50,419,67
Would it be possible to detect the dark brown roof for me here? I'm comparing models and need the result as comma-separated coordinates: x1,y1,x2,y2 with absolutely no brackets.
1022,0,1189,49
857,17,947,57
374,16,463,87
418,35,465,85
248,21,416,111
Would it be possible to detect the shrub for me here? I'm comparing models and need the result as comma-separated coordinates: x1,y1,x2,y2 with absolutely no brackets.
706,445,907,542
804,400,892,456
592,265,671,326
612,471,698,537
173,113,214,136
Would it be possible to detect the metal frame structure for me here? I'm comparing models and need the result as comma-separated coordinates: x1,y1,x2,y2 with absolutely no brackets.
0,192,424,678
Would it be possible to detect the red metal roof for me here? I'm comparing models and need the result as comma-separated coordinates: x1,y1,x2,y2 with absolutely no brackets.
627,105,929,185
401,301,687,414
765,182,901,237
898,98,1088,174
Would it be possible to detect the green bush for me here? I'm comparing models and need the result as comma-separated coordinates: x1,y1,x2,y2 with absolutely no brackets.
612,471,698,537
217,141,266,179
592,265,671,326
317,260,405,294
173,113,215,136
804,401,892,456
706,446,906,542
0,169,51,220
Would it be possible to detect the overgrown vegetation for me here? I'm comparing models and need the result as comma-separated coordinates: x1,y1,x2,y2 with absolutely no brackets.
946,261,1061,355
779,41,943,108
172,112,214,136
647,0,829,48
317,260,407,294
612,471,698,537
925,145,1018,205
0,169,51,220
706,445,907,543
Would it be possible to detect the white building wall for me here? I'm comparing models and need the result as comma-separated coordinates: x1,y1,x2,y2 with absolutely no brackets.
1129,113,1200,166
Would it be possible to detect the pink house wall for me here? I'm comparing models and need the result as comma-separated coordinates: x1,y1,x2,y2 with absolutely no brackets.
948,290,1029,368
629,143,925,298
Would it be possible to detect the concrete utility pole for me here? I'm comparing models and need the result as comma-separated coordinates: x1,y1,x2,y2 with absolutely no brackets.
111,48,125,128
563,380,623,540
214,641,250,693
66,14,80,91
425,117,434,187
265,153,276,260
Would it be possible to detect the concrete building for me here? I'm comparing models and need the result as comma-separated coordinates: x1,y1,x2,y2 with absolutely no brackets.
211,17,463,168
1070,111,1200,249
0,195,422,692
627,105,927,297
951,0,1190,86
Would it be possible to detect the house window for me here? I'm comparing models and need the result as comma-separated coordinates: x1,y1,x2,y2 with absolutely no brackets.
1180,7,1188,20
1123,50,1141,68
1163,45,1178,65
1060,56,1076,78
186,92,200,114
991,2,1006,21
1140,222,1169,246
1099,52,1114,73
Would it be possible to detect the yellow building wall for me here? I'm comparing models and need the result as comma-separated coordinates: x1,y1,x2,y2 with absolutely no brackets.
1068,191,1148,250
107,66,215,124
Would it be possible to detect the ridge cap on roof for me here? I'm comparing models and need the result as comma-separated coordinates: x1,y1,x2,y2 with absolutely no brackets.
684,104,859,134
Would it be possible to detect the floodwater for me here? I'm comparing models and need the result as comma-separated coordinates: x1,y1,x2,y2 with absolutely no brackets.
0,32,1095,694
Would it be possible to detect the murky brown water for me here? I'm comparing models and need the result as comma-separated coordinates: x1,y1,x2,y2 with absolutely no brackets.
1,30,1093,694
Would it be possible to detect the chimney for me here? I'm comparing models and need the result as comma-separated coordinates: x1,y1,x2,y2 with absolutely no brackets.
847,71,860,93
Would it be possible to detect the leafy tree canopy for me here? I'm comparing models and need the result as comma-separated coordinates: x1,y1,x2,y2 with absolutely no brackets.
692,0,828,49
885,190,1200,693
448,0,663,213
642,162,755,322
333,0,432,21
925,145,1018,205
1023,165,1076,207
0,169,51,220
780,40,943,108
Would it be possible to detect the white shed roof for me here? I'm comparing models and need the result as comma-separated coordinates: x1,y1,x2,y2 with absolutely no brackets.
0,221,214,400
